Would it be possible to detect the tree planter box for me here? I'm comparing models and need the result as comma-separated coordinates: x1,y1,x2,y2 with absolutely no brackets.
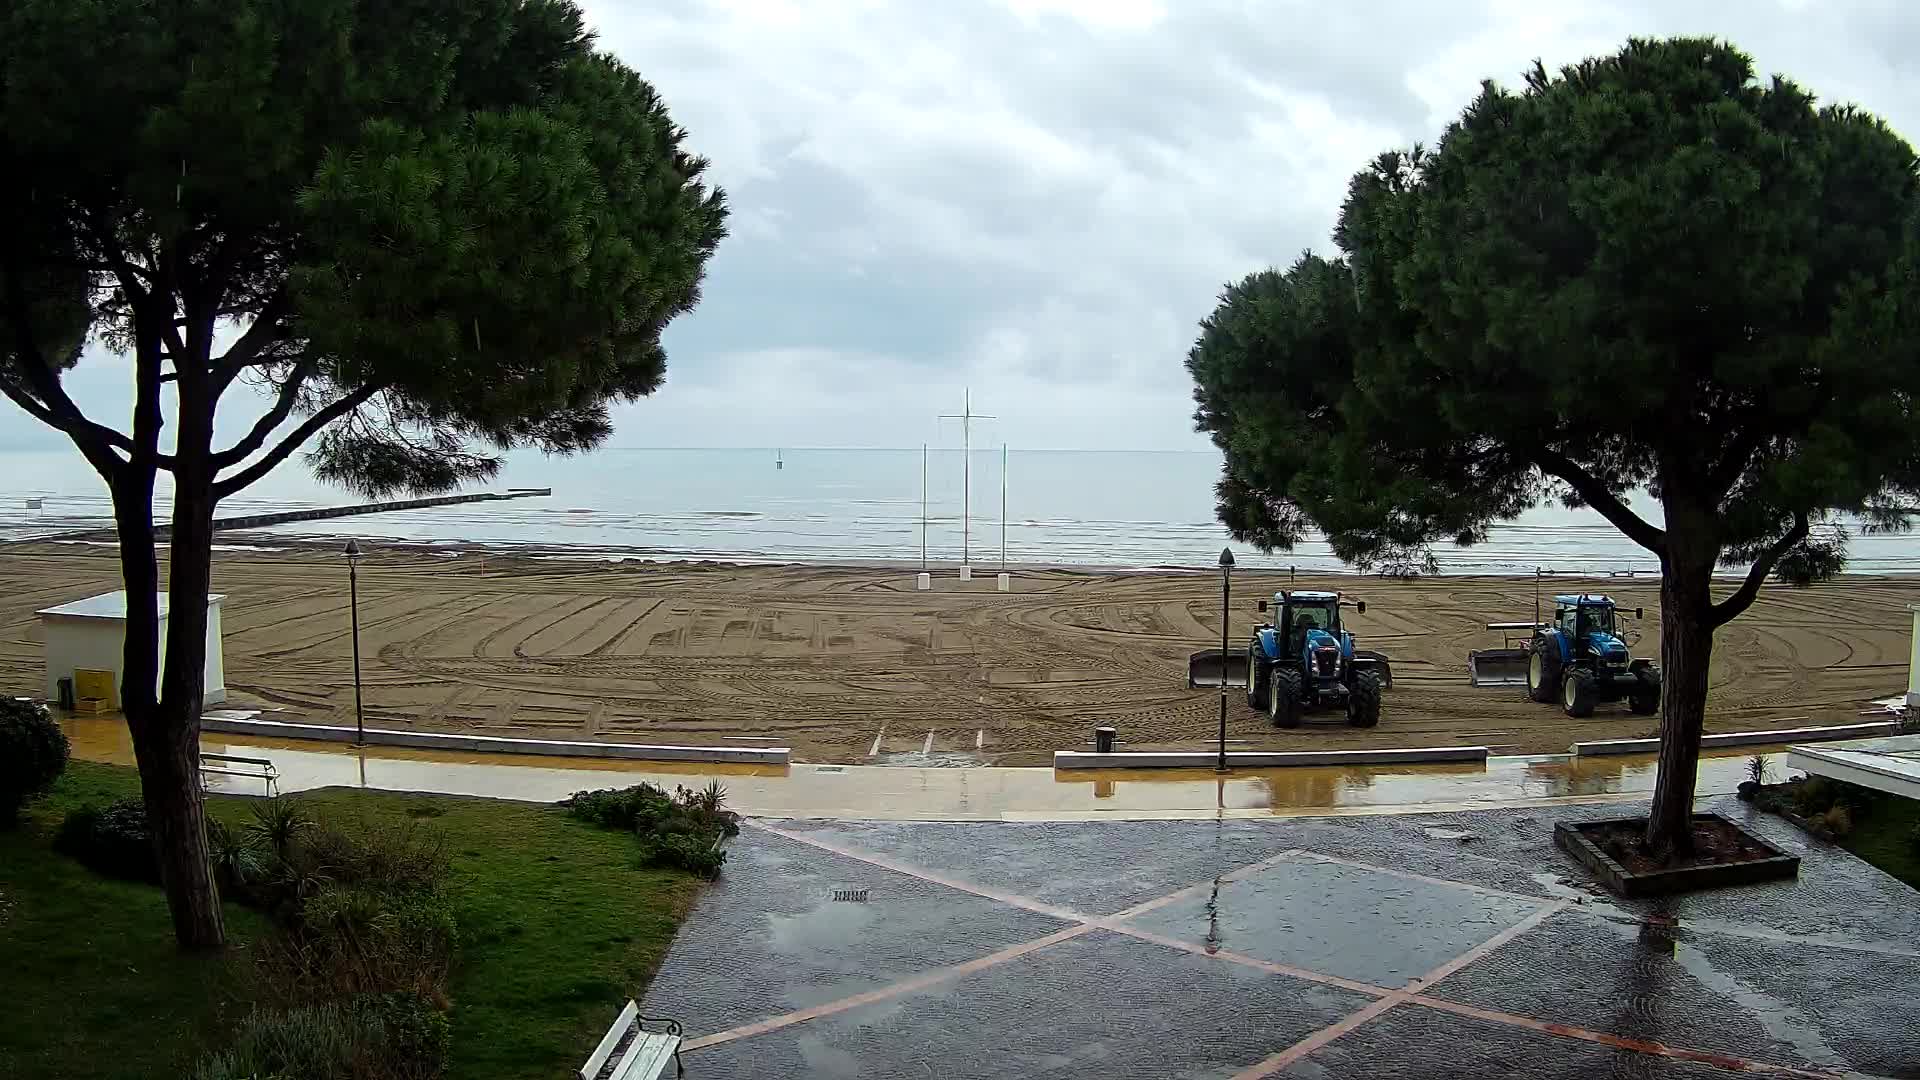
1554,814,1800,897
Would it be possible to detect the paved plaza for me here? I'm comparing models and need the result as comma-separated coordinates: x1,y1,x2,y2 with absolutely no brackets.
642,796,1920,1078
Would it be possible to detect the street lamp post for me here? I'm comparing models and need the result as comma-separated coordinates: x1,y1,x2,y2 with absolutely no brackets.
345,539,365,746
1217,547,1234,773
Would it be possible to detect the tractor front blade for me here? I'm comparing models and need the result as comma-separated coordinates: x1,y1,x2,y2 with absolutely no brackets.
1187,648,1249,689
1468,648,1530,687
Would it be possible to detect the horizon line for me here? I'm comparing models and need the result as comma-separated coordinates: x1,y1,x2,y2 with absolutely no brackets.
598,445,1220,454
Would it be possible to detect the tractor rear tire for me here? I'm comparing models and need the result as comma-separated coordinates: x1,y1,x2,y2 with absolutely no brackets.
1527,639,1561,704
1562,669,1597,718
1247,640,1270,711
1271,668,1303,729
1629,667,1661,715
1346,669,1382,728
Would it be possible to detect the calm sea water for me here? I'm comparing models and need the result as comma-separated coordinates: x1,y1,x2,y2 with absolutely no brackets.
1,447,1913,575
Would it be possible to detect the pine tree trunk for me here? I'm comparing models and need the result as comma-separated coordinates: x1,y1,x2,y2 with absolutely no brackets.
1644,548,1717,858
127,697,224,948
112,468,226,949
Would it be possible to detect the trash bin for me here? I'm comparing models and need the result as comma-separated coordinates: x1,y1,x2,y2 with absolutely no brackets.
1094,726,1117,754
57,676,75,712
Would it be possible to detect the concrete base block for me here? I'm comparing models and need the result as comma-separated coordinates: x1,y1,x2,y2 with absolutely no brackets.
959,566,972,581
997,573,1010,592
1053,745,1488,769
1571,720,1900,756
198,715,790,765
916,572,931,591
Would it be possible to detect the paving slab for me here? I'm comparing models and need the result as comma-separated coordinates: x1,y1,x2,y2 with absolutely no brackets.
1439,910,1842,1069
776,817,1301,913
638,829,1071,1034
1117,855,1547,988
676,930,1375,1079
1277,1003,1751,1079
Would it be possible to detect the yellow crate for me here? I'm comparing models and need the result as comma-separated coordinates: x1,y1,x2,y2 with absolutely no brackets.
73,668,117,710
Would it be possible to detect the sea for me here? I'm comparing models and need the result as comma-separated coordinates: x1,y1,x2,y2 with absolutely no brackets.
1,446,1915,576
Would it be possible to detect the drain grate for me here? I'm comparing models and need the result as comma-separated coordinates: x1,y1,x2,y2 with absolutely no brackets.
832,888,870,902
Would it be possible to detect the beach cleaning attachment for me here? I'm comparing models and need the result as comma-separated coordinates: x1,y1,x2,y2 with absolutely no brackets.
1468,567,1544,687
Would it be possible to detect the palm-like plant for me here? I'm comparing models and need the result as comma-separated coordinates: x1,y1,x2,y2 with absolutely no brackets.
248,799,314,858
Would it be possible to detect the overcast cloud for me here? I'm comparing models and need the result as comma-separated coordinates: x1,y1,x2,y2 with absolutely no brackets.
23,0,1920,456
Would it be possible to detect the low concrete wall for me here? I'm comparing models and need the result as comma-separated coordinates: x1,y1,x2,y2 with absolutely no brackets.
200,715,789,765
1053,745,1489,769
1571,720,1901,757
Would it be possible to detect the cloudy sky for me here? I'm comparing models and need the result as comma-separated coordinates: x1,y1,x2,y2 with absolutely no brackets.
26,0,1920,456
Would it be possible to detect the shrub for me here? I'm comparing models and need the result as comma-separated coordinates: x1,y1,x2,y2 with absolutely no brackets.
354,990,450,1080
192,992,448,1080
208,818,268,898
565,781,738,877
300,818,449,895
1746,754,1772,786
0,698,69,825
248,797,315,858
1819,804,1854,839
1789,776,1836,816
640,832,727,879
253,816,449,916
193,1003,357,1080
562,782,676,831
54,797,160,882
261,885,457,1003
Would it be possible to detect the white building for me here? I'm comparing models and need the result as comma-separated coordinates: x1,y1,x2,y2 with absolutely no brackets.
37,591,227,708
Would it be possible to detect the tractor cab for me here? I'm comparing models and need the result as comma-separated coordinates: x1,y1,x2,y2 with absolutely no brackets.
1553,595,1630,664
1281,592,1342,653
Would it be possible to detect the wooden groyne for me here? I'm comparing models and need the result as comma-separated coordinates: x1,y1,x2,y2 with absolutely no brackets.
68,489,552,541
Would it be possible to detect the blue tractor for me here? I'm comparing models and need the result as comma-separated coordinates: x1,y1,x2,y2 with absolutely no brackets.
1245,591,1383,728
1521,594,1661,718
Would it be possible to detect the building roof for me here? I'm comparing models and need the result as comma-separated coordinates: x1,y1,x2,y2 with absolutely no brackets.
1787,733,1920,801
37,590,225,621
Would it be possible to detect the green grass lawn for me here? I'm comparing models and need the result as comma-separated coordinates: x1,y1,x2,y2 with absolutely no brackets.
1841,791,1920,890
0,762,705,1080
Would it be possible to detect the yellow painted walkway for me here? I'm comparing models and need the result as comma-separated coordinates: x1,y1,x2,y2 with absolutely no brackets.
63,717,1769,821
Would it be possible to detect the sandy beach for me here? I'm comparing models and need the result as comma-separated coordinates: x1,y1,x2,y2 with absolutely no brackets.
0,543,1909,765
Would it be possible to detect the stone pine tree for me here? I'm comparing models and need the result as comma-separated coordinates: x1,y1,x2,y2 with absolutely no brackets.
0,0,727,946
1188,38,1920,856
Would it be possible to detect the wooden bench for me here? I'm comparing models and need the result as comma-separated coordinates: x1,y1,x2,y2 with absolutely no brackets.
581,1000,684,1080
198,752,279,798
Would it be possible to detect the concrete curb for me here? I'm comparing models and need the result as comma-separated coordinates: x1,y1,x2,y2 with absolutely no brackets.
1571,720,1900,757
1052,746,1489,769
199,715,790,765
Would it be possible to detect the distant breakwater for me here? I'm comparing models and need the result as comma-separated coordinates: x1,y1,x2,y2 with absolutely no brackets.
69,489,552,541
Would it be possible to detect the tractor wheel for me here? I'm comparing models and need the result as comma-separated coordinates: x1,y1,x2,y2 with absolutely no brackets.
1526,638,1561,704
1346,669,1382,728
1562,668,1597,718
1246,639,1270,711
1270,668,1303,729
1629,667,1661,715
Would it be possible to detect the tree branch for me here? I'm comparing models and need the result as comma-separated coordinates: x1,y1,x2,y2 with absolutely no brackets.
211,359,315,468
1529,445,1668,553
212,383,381,500
209,289,291,397
1709,512,1810,628
1,252,138,473
1706,425,1770,498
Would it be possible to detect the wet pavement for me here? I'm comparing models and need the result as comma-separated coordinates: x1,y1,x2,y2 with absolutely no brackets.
65,716,1771,820
643,797,1920,1078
